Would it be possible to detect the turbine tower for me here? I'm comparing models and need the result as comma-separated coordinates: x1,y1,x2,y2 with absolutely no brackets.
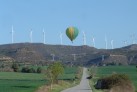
11,26,14,43
71,54,76,61
30,29,33,43
105,35,108,49
71,54,76,67
60,32,63,45
92,37,95,47
51,54,55,61
83,32,86,45
124,40,128,46
102,55,105,61
43,29,46,44
130,34,136,44
111,40,114,49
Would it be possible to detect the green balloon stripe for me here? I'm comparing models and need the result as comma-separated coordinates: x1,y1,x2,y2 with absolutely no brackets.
73,27,79,39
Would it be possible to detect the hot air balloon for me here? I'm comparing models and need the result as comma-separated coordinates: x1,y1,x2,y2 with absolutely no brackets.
66,27,79,42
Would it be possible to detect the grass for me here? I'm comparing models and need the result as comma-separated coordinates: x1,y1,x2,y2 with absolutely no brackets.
0,72,47,92
89,65,137,92
0,79,46,92
58,67,79,80
0,72,45,80
0,66,80,92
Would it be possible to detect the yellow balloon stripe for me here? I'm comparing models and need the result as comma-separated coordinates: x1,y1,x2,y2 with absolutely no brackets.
69,27,74,41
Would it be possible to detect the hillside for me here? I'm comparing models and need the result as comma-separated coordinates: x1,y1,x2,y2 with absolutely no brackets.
0,43,137,66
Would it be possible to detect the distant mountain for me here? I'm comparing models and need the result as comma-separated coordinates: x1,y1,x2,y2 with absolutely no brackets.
0,43,137,66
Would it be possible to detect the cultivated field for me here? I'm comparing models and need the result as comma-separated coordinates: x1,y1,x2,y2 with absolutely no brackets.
0,66,79,92
0,72,46,92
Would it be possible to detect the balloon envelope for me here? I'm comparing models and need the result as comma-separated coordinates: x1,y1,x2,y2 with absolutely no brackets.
66,27,79,42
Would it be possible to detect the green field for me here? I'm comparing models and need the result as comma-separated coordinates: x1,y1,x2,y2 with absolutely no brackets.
0,66,79,92
59,67,78,80
0,72,46,92
91,65,137,91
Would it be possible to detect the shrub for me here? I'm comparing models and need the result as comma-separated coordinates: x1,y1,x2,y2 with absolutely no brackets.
21,67,35,73
21,67,29,73
28,68,35,73
12,63,19,72
37,67,42,73
109,82,135,92
95,74,134,91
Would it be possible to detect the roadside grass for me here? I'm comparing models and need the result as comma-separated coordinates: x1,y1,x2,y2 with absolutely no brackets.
49,67,83,92
50,80,78,92
89,78,104,92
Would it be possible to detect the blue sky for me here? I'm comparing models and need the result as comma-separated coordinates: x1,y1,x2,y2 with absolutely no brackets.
0,0,137,49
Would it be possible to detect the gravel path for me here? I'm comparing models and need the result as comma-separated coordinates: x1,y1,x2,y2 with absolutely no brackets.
61,68,92,92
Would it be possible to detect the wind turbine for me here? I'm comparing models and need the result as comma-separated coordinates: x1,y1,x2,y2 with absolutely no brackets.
105,35,108,49
43,29,46,44
102,55,105,61
83,32,86,45
111,40,114,49
92,37,95,47
11,25,14,43
71,54,77,67
130,34,136,44
60,32,63,45
51,54,55,61
124,40,128,46
30,29,33,43
71,54,76,61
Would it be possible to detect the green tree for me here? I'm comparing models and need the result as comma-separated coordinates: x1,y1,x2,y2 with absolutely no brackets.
21,67,36,73
12,63,19,72
37,67,42,73
28,68,36,73
47,62,64,85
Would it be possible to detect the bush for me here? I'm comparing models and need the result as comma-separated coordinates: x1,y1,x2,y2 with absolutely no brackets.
109,82,135,92
21,67,35,73
21,67,29,73
95,74,134,91
28,68,36,73
12,63,19,72
37,67,42,73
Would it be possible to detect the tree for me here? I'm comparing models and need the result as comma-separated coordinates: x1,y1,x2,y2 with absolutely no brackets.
12,63,19,72
37,67,42,73
21,67,29,73
28,68,35,73
47,62,64,84
21,67,35,73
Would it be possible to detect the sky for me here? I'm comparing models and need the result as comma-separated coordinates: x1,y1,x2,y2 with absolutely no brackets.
0,0,137,49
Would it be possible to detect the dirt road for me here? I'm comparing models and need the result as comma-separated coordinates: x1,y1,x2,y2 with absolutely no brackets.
61,68,92,92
